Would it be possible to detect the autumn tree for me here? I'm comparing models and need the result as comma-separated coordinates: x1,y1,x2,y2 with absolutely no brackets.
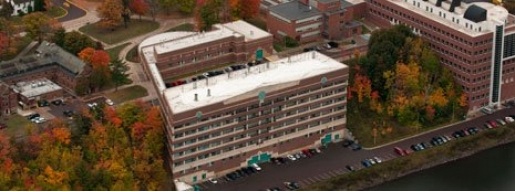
22,12,61,43
97,0,124,30
79,48,112,91
238,0,259,20
196,0,222,31
130,0,149,20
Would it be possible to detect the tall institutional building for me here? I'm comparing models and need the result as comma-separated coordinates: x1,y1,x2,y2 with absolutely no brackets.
367,0,515,110
139,21,349,183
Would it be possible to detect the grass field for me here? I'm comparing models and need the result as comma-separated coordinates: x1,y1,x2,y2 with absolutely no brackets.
46,6,67,19
126,46,140,63
106,85,148,104
106,43,131,60
166,23,194,32
0,114,33,138
79,20,159,45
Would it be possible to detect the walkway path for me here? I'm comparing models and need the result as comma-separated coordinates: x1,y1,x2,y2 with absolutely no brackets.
58,0,195,104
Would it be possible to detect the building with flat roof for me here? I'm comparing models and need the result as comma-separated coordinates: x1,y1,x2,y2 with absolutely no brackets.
11,78,64,109
366,0,515,110
0,41,87,115
143,49,349,183
266,0,367,43
139,20,273,82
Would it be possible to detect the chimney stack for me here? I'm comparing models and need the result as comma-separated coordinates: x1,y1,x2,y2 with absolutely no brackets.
194,93,198,101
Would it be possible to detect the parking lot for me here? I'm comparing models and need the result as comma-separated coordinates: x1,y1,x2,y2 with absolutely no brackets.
203,106,515,191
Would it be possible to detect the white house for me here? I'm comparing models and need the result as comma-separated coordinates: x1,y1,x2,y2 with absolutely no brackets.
0,0,34,16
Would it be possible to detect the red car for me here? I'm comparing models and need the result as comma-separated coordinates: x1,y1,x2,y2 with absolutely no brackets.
394,147,406,156
488,120,498,128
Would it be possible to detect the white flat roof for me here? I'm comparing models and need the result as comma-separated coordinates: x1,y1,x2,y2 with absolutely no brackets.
139,31,196,64
165,51,347,114
392,0,510,36
141,20,271,55
12,78,62,98
215,20,271,41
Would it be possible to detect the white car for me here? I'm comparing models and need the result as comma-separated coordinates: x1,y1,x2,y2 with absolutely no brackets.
506,116,515,123
251,163,262,171
87,102,98,108
32,117,46,124
105,99,114,106
374,156,382,163
287,154,296,161
207,178,217,184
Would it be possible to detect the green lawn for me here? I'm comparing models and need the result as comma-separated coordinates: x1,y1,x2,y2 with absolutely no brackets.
106,43,131,60
79,20,160,45
0,114,32,138
126,46,140,63
46,6,67,19
106,85,149,104
166,23,195,32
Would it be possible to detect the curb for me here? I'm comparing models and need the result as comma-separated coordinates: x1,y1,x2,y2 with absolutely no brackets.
362,118,474,150
62,0,89,22
53,6,68,20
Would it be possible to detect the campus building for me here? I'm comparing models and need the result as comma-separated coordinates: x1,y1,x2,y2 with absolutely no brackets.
366,0,515,110
138,20,273,82
266,0,367,43
0,41,87,115
141,30,349,183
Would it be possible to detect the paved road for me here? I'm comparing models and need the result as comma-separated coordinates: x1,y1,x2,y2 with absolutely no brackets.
55,0,86,22
204,107,515,191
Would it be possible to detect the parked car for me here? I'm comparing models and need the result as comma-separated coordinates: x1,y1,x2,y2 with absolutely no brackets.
342,139,354,147
346,165,355,172
452,131,463,139
481,107,494,115
350,143,362,151
87,102,98,108
484,123,493,129
373,157,383,163
0,123,7,129
362,159,372,168
51,99,63,106
63,110,74,118
38,100,50,107
302,149,313,157
208,178,218,184
287,154,296,161
251,163,262,171
394,147,407,156
27,113,40,120
467,127,479,134
418,142,429,149
105,99,114,106
284,182,300,190
497,119,507,126
488,120,498,128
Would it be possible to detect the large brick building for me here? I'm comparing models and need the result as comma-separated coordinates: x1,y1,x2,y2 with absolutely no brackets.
0,41,87,115
266,0,367,43
138,20,273,82
366,0,515,110
142,46,349,182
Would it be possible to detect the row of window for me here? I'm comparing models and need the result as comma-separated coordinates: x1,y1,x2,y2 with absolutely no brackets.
173,79,347,129
173,88,346,140
369,0,492,48
172,99,346,151
172,123,343,169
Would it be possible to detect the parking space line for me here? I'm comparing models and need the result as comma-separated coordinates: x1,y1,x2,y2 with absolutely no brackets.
312,175,323,181
307,177,317,184
299,179,310,186
319,173,331,180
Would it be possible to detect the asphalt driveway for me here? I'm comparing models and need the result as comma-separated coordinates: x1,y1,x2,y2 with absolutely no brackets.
203,106,515,191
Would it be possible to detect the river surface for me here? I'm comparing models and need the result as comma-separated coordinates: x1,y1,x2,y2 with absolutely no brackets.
369,142,515,191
